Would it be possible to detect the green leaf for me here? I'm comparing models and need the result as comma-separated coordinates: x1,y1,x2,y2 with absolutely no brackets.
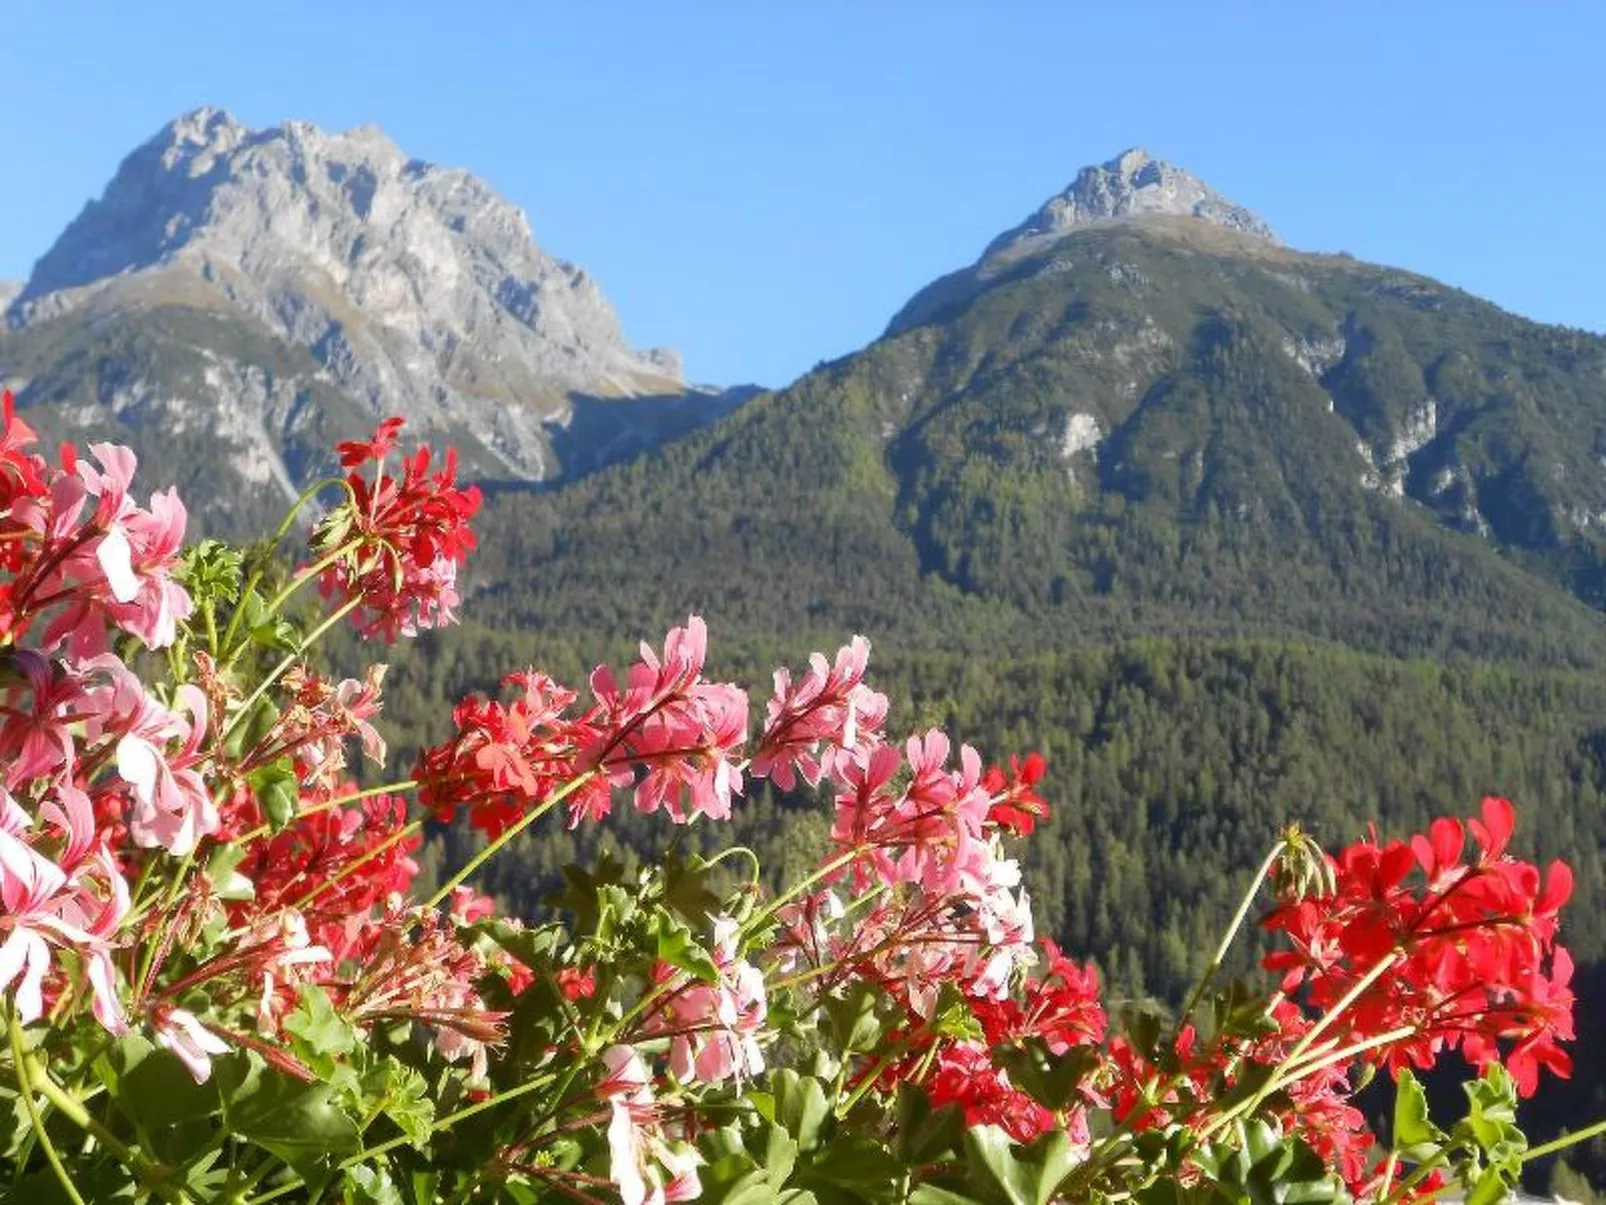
1466,1165,1515,1205
895,1082,966,1165
550,853,627,935
1392,1069,1444,1160
1019,1129,1075,1205
204,842,255,901
992,1040,1097,1112
910,1189,985,1205
771,1070,831,1153
807,1134,900,1196
284,985,358,1062
224,695,279,761
233,586,301,653
1191,1120,1346,1205
650,911,720,984
1209,977,1278,1044
344,1164,404,1205
252,615,301,653
464,917,566,970
104,1035,222,1132
248,759,301,832
930,982,984,1042
964,1125,1034,1205
822,982,884,1053
219,1059,361,1159
763,1123,800,1190
367,1059,434,1150
498,1176,543,1205
1120,1004,1167,1064
176,539,244,606
662,851,724,926
695,1152,767,1205
404,1170,441,1205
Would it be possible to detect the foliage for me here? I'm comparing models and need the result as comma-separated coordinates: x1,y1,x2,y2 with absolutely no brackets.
0,397,1596,1202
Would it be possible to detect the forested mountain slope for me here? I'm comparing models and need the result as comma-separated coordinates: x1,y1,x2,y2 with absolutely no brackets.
467,215,1606,669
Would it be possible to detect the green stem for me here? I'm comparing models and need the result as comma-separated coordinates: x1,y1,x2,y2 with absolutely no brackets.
1381,1154,1450,1204
259,542,358,624
702,844,763,887
1195,1024,1417,1145
221,595,362,745
1280,950,1401,1070
739,845,862,941
130,848,201,1002
1375,1150,1400,1200
202,599,219,659
1176,841,1283,1026
423,771,597,910
8,1010,192,1203
221,476,354,652
8,1009,87,1205
1523,1115,1606,1164
836,1051,898,1118
221,1150,280,1204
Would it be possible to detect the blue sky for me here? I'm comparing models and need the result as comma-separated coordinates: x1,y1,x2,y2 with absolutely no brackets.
1,3,1601,386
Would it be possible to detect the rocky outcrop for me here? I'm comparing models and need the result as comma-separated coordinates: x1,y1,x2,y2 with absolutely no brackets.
982,148,1279,261
7,108,689,481
887,148,1276,337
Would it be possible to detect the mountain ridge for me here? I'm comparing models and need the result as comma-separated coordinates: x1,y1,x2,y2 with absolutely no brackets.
0,108,747,521
464,210,1606,674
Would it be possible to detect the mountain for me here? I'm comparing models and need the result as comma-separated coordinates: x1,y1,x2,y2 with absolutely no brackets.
0,108,745,532
357,153,1606,1163
463,150,1606,670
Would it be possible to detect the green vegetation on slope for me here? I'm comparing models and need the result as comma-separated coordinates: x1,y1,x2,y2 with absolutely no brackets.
467,223,1606,669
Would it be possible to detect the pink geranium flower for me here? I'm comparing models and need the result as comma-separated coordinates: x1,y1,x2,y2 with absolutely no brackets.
84,661,216,855
0,830,130,1035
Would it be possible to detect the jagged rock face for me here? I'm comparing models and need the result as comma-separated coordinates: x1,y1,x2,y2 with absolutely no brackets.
7,108,685,480
984,148,1279,259
887,148,1279,336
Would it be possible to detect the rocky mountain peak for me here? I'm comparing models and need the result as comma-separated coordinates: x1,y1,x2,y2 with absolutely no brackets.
885,148,1280,337
156,106,249,169
982,147,1279,260
6,108,688,481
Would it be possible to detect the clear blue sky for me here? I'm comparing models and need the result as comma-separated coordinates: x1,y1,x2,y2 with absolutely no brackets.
2,2,1601,387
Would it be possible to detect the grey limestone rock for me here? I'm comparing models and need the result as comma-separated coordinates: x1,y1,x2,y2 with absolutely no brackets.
9,108,686,481
983,147,1279,260
887,148,1277,337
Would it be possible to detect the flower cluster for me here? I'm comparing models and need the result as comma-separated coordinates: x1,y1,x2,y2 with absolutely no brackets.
311,417,481,641
1,389,191,651
0,393,203,1035
1263,795,1575,1095
923,940,1107,1145
415,616,750,836
638,915,767,1086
